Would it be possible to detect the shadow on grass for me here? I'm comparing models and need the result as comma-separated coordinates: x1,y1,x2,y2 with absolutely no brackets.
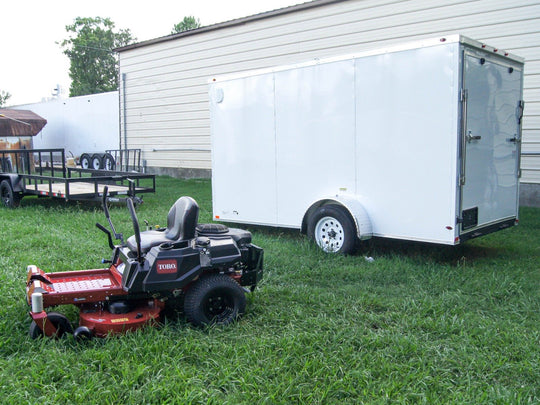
238,223,512,266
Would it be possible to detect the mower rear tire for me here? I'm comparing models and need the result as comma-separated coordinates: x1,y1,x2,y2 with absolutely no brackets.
184,274,246,327
29,312,73,339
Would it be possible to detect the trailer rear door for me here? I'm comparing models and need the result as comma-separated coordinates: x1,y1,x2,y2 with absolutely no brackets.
460,52,523,234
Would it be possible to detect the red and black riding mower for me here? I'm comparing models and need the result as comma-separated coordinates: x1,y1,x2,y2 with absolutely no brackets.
25,188,263,340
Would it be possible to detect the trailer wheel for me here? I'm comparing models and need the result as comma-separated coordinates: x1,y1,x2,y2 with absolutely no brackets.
29,312,73,339
79,153,91,169
103,153,116,171
1,180,21,208
307,204,357,254
184,274,246,327
91,154,103,170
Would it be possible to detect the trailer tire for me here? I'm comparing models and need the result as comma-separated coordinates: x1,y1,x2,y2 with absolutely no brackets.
103,153,116,171
1,180,21,208
91,154,103,170
79,153,91,169
307,204,357,254
184,274,246,327
29,312,73,339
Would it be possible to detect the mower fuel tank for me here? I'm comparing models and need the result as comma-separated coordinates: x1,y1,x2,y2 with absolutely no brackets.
204,236,243,266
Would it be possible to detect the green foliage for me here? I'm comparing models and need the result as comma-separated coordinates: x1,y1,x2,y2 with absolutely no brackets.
60,17,135,97
171,16,201,34
0,177,538,403
0,90,11,107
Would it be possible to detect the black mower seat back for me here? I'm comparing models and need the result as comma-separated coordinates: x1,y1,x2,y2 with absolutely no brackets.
127,196,199,253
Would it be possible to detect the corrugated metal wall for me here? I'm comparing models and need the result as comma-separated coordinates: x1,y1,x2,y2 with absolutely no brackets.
118,0,540,182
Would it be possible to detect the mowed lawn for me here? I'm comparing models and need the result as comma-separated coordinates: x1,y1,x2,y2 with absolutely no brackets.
0,176,538,404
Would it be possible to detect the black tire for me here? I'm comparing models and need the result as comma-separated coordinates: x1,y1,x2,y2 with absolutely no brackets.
79,153,91,169
307,204,357,254
103,153,116,171
1,179,21,208
91,154,103,170
184,274,246,327
29,312,73,339
73,326,93,342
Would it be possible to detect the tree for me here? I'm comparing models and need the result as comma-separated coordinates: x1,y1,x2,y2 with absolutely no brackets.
0,90,11,107
171,16,201,34
60,17,135,97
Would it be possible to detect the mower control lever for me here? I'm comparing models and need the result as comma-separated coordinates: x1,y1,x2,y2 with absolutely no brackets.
101,186,124,244
95,222,115,250
127,197,143,263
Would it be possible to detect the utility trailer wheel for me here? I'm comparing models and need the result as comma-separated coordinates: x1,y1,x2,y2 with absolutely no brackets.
184,274,246,327
307,204,357,254
91,154,104,170
29,312,74,339
103,153,116,171
1,180,21,208
79,153,91,169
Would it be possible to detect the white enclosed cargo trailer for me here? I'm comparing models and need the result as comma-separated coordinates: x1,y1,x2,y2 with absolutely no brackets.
209,35,524,253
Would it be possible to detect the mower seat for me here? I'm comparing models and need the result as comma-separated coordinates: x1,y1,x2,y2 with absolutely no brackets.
127,196,199,254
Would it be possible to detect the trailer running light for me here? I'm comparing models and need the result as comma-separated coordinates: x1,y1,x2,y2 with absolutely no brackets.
446,226,453,230
215,215,220,219
455,237,460,244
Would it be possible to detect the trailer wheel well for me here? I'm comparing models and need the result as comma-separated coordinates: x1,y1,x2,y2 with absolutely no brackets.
301,200,356,235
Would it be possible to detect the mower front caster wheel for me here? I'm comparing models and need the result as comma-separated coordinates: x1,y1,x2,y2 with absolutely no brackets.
74,326,93,342
184,274,246,327
29,312,73,339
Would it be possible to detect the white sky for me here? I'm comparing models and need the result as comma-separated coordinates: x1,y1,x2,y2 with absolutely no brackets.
0,0,303,106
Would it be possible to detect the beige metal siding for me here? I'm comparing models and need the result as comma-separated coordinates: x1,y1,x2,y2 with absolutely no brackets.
119,0,540,180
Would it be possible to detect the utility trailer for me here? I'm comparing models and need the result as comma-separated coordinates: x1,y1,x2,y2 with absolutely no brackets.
0,148,155,208
209,35,524,253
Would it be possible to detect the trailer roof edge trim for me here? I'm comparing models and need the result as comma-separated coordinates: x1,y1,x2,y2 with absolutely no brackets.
209,35,524,83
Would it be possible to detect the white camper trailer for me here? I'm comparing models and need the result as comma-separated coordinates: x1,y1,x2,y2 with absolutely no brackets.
209,35,524,253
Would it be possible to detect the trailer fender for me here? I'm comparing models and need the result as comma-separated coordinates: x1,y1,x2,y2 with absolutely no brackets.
301,196,373,241
0,174,23,192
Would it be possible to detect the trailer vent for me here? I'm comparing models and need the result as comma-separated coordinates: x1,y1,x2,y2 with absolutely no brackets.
462,207,479,230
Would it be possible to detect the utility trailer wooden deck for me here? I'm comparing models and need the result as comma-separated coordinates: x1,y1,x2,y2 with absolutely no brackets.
0,148,155,207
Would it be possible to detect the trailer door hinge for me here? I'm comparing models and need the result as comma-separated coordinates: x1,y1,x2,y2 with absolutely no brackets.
460,88,468,102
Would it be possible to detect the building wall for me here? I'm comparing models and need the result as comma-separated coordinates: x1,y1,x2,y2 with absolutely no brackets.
118,0,540,182
14,92,120,158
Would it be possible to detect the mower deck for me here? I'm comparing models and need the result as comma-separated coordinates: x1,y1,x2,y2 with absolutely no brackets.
26,265,126,307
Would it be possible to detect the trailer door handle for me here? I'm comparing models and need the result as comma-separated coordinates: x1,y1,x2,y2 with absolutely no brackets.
466,132,481,142
507,135,520,144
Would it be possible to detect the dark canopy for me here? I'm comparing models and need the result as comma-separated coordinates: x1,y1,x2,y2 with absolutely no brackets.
0,109,47,136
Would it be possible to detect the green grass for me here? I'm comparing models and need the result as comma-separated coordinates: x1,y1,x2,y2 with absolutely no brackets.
1,176,538,404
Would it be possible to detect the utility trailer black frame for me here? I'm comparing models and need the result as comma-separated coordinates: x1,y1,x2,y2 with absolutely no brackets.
0,148,155,208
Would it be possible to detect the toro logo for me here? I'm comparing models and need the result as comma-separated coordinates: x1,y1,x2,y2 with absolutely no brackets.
156,259,177,274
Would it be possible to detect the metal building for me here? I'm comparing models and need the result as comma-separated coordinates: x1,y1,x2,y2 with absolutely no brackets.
116,0,540,201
